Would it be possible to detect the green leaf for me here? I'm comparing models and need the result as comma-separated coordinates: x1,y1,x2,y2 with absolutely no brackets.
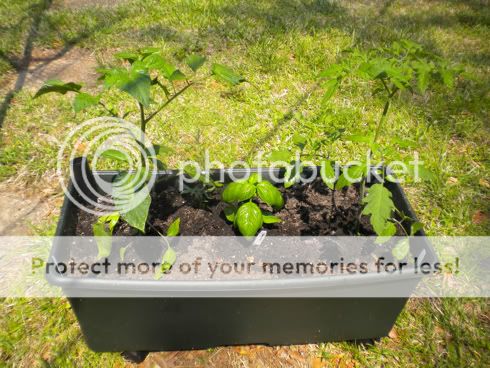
235,202,263,237
115,51,140,63
410,221,423,236
322,78,338,102
256,181,284,209
34,80,81,98
73,92,100,112
143,54,178,80
262,214,281,224
344,134,372,143
440,67,454,89
169,69,186,81
166,218,180,237
268,150,291,163
211,63,245,86
120,72,151,107
100,149,129,162
362,183,396,235
375,222,397,244
161,246,176,271
139,47,160,58
392,238,410,260
318,64,343,79
224,205,237,222
115,188,151,232
247,173,260,184
292,134,307,150
284,164,302,188
186,54,206,72
93,212,120,259
155,245,177,279
413,61,431,93
320,160,336,190
222,181,256,203
335,164,365,190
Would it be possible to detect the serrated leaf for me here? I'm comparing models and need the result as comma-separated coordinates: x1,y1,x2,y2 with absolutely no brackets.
186,54,206,72
440,68,454,89
169,69,186,81
256,181,284,209
335,164,365,190
320,160,336,190
392,238,410,260
115,51,140,63
120,72,151,107
235,202,263,237
268,150,291,163
375,222,397,244
362,183,396,235
211,63,245,86
73,92,100,112
166,218,180,237
139,47,160,58
34,80,82,98
222,181,256,203
100,149,128,162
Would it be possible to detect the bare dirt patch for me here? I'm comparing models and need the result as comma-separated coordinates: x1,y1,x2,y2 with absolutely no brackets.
21,47,99,90
0,182,62,235
141,344,321,368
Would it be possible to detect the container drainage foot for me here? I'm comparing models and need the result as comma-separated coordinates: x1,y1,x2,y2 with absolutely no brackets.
121,351,149,363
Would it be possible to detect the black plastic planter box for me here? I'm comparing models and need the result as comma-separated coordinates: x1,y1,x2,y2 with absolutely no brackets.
48,159,437,354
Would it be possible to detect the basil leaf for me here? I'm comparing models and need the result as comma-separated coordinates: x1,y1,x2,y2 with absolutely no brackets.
256,181,284,209
235,202,263,237
222,182,256,203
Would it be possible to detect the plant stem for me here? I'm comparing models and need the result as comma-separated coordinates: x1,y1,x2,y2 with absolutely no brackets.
139,102,146,139
98,101,118,117
144,82,193,124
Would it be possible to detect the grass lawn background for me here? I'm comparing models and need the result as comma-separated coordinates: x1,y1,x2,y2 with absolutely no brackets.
0,0,488,366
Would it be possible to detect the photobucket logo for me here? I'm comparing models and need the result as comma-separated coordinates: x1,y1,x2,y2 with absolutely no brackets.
57,117,157,216
178,150,425,189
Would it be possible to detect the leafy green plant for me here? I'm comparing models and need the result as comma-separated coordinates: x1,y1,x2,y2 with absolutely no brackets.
181,165,223,208
34,48,245,257
318,39,462,240
154,217,180,280
222,174,284,237
268,128,343,210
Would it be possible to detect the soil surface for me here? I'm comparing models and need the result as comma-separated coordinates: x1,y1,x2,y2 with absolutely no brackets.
67,178,405,280
76,178,380,237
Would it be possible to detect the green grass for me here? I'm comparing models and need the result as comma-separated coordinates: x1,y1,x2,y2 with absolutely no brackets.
0,0,489,366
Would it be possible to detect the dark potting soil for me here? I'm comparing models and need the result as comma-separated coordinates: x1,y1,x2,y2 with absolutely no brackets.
69,177,405,280
76,177,383,237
